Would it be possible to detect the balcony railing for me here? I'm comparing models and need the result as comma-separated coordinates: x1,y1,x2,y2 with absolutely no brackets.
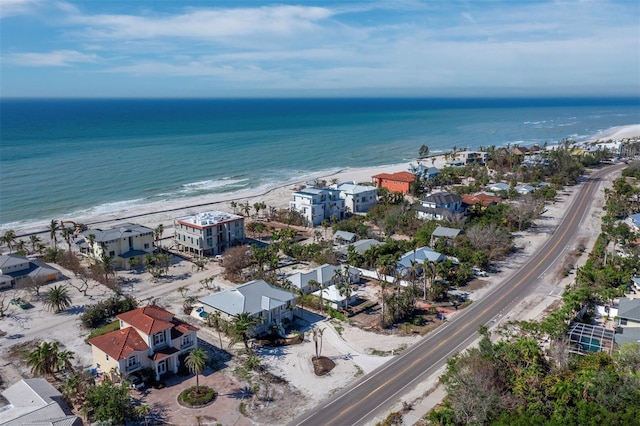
125,362,141,372
181,340,194,350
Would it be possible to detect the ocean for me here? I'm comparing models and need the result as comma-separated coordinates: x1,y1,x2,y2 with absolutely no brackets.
1,97,638,230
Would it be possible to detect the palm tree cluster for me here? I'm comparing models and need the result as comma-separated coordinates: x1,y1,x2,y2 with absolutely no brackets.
27,341,75,378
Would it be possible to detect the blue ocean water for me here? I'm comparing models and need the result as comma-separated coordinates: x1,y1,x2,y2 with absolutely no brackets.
1,98,638,229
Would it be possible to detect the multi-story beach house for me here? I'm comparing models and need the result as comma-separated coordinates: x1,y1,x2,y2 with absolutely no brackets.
455,151,489,164
78,223,155,269
331,181,378,214
415,191,464,220
174,210,245,257
371,171,415,194
289,187,346,227
87,305,198,382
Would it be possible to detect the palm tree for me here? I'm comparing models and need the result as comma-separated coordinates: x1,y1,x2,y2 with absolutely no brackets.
48,220,60,247
56,349,75,373
61,226,74,253
27,341,59,377
29,235,42,254
1,230,16,253
335,267,353,311
231,312,258,351
185,348,209,393
43,285,72,313
230,201,238,215
15,239,27,254
96,252,116,286
153,224,164,246
422,260,437,301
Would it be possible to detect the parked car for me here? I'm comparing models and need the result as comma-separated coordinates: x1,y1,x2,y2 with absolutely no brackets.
473,268,488,277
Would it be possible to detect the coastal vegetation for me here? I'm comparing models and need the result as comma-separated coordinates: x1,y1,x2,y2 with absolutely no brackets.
427,162,640,425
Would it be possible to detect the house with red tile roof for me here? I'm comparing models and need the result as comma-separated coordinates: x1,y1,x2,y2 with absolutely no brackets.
461,192,503,209
371,171,416,194
88,305,198,382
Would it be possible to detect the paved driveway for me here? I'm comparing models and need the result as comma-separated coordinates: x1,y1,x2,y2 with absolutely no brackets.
134,370,252,426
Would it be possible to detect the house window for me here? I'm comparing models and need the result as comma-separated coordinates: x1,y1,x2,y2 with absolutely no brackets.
127,356,137,368
109,251,115,256
153,331,165,346
144,243,150,249
105,354,110,361
182,334,192,348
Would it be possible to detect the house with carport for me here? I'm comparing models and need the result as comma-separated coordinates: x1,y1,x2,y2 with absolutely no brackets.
88,305,199,382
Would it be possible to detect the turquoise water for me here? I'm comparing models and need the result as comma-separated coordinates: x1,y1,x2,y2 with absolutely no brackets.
1,97,638,228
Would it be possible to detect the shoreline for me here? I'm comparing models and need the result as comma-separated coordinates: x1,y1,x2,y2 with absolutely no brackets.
3,123,639,238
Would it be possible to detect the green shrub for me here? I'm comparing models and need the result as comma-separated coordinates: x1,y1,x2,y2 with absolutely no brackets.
178,386,216,407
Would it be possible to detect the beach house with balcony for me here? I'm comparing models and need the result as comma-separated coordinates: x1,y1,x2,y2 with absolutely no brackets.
289,187,346,227
78,223,155,269
456,150,489,164
87,305,199,382
174,210,245,257
371,171,416,194
416,191,464,220
331,181,377,214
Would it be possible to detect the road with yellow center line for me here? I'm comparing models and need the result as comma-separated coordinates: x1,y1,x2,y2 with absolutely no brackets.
291,164,622,426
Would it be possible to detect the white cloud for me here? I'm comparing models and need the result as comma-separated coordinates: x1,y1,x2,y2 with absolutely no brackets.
0,0,78,18
70,5,334,41
4,49,97,66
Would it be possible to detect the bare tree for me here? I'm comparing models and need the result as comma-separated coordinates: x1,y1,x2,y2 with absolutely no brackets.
0,294,12,318
507,195,545,231
466,223,513,260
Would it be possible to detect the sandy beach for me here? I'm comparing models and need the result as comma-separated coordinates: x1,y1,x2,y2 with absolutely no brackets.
6,123,638,241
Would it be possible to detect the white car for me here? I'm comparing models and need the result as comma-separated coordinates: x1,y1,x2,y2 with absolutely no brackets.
473,268,488,277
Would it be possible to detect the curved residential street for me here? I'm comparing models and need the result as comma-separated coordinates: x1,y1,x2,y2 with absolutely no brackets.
291,164,622,426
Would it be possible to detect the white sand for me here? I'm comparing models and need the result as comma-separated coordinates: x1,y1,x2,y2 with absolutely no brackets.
590,124,640,141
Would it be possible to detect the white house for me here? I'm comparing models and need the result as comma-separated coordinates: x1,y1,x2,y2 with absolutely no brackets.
79,223,155,269
199,279,297,336
397,247,446,276
331,181,377,213
289,187,346,226
312,284,357,309
487,182,510,192
515,185,535,195
174,211,245,257
456,151,489,164
288,264,361,294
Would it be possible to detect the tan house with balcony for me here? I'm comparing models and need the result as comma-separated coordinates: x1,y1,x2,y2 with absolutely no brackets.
78,223,155,269
88,305,198,382
174,211,245,257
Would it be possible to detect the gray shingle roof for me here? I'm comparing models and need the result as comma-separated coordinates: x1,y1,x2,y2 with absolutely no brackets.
80,222,153,243
618,297,640,322
432,226,462,238
421,192,462,205
199,279,296,316
336,239,382,255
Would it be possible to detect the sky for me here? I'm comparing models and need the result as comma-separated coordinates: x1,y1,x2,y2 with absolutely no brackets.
1,0,639,98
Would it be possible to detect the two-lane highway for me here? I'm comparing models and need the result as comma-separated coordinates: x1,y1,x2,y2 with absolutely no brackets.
291,165,621,426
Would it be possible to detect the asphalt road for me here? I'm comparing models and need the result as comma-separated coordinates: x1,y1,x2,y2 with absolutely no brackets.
291,165,621,426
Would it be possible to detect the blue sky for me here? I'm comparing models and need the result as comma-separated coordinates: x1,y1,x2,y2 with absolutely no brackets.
1,0,639,98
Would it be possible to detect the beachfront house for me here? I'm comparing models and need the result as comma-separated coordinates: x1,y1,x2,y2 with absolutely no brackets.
333,230,357,245
198,279,297,336
331,181,377,214
289,187,346,227
371,171,415,194
87,305,199,382
78,223,155,269
456,151,489,165
0,254,61,290
0,378,81,426
409,164,440,180
415,191,464,221
174,210,245,257
288,264,361,294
